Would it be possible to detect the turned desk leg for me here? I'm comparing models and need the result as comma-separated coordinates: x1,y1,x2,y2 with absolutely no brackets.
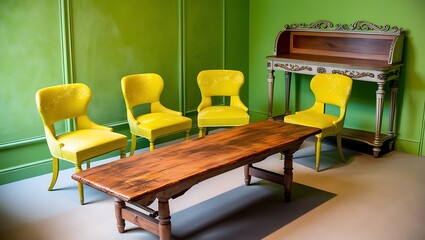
158,198,171,240
388,80,398,150
284,71,292,116
267,69,275,119
114,198,126,233
373,82,386,157
283,152,294,202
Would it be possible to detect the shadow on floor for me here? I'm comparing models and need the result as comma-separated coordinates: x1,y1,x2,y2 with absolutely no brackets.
290,136,360,172
157,181,336,240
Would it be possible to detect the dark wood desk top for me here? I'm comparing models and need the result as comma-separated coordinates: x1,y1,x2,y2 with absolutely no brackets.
72,120,320,202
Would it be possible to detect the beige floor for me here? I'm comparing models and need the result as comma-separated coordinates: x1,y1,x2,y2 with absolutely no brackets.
1,138,424,240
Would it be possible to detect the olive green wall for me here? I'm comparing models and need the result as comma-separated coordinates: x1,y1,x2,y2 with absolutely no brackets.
249,0,425,156
0,0,249,184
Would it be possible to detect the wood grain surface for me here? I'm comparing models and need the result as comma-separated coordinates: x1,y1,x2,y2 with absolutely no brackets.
72,120,320,202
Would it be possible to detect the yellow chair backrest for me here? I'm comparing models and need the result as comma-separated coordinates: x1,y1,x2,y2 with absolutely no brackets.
197,70,243,96
36,83,95,134
121,73,163,109
308,74,352,123
311,74,352,108
197,70,247,112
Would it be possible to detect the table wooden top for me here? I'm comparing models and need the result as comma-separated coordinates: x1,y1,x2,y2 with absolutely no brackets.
72,120,320,202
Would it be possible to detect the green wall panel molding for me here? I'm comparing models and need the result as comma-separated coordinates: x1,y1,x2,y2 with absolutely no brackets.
0,0,65,184
0,0,63,142
0,136,45,150
420,101,425,156
0,147,127,185
183,0,224,112
224,0,249,103
0,0,249,185
0,159,52,185
71,0,181,124
395,139,421,156
183,0,250,112
59,0,75,84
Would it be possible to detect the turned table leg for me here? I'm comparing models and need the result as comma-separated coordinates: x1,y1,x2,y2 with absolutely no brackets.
114,198,125,233
283,152,294,202
158,198,171,240
244,164,252,186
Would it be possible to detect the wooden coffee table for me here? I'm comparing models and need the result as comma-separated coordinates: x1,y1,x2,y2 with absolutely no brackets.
72,120,320,240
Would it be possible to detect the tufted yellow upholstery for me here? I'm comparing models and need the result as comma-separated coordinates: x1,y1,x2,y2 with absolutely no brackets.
284,74,353,171
121,73,192,155
197,70,250,137
35,83,128,204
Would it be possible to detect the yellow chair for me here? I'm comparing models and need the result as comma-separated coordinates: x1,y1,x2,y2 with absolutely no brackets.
284,73,353,172
121,73,192,155
35,83,128,204
197,69,250,137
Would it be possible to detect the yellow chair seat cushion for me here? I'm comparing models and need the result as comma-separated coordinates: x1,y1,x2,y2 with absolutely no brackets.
135,112,192,139
198,106,250,127
284,112,337,137
57,129,128,162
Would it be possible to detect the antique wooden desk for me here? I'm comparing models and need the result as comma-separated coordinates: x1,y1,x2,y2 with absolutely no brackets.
72,120,320,240
267,20,405,157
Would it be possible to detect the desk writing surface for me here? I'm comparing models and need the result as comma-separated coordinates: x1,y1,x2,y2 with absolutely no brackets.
72,120,320,202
